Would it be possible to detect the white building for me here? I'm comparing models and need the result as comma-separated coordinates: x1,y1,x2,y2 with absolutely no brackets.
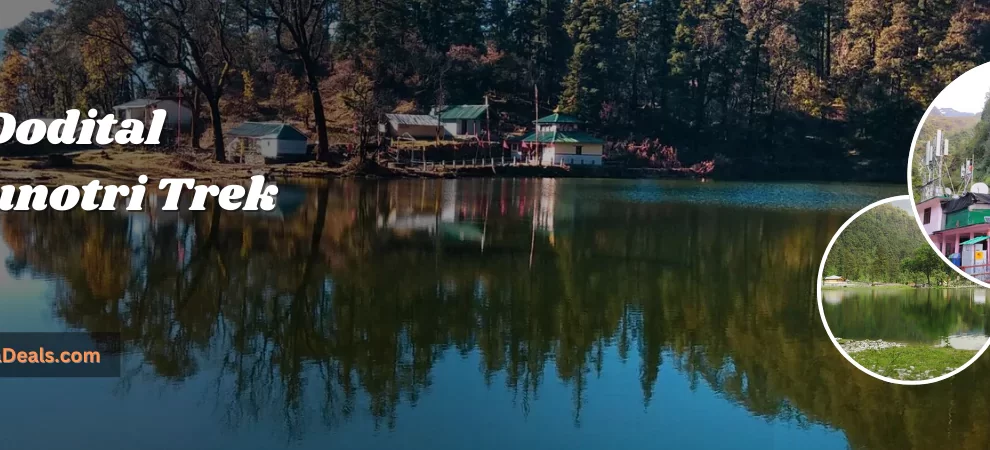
380,104,489,141
382,114,443,140
522,112,604,166
227,122,309,162
432,105,488,137
112,99,193,129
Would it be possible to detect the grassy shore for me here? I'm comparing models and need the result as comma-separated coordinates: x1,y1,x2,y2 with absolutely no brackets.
839,339,977,381
0,147,436,187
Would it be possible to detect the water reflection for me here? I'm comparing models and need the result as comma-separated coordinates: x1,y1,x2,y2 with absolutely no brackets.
4,179,988,450
821,288,990,346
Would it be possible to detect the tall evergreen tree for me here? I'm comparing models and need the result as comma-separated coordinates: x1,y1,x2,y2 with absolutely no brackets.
510,0,571,107
558,0,620,121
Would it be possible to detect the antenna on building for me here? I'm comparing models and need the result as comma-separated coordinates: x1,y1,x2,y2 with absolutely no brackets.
921,129,955,199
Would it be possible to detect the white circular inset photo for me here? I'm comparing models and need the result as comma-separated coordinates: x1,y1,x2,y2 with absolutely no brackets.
817,196,990,385
909,62,990,288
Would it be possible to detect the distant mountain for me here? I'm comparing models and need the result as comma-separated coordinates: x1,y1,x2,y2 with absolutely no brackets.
935,107,980,118
919,107,982,139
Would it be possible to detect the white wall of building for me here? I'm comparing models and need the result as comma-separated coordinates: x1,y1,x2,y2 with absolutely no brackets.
258,138,307,158
115,101,194,129
540,145,603,166
442,119,482,136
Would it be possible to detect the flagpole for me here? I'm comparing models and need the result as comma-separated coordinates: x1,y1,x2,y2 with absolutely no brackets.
535,85,539,166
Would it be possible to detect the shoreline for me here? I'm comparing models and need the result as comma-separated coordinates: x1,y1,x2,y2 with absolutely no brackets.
822,283,978,290
0,147,905,186
0,148,705,186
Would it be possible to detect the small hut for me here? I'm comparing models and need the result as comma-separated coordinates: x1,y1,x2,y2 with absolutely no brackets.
113,98,193,130
822,275,846,286
227,122,309,163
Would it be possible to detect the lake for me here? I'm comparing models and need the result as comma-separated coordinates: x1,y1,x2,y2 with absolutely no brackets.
822,288,990,349
3,178,986,450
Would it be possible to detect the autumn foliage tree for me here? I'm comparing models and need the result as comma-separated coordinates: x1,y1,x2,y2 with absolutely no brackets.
0,51,29,117
270,71,300,122
82,0,241,161
79,11,133,112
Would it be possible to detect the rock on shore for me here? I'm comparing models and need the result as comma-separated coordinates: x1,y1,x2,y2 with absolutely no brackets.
838,339,906,353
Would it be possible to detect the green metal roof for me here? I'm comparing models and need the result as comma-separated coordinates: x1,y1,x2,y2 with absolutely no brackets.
961,236,989,245
228,122,308,140
536,113,582,124
438,105,488,120
520,130,604,144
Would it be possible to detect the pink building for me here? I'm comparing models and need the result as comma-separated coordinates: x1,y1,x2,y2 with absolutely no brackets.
920,193,990,259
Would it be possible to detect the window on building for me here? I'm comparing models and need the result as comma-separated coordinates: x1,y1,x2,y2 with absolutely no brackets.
575,145,583,155
923,207,932,224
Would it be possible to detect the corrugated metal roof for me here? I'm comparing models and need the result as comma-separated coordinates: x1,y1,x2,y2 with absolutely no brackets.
961,236,989,245
943,192,990,214
438,105,488,120
536,113,582,124
520,130,604,144
228,122,307,140
386,114,439,126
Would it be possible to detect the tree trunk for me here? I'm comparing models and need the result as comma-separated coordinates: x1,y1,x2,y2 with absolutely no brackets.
191,90,203,150
208,98,226,162
306,68,330,161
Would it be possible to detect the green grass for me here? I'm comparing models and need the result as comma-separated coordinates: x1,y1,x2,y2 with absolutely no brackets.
852,346,977,381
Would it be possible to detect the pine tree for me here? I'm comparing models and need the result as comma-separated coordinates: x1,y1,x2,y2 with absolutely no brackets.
668,0,746,148
510,0,571,105
558,0,620,120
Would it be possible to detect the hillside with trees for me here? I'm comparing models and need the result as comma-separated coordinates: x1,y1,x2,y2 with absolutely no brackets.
824,204,949,284
915,93,990,199
948,95,990,188
2,1,990,180
911,105,982,199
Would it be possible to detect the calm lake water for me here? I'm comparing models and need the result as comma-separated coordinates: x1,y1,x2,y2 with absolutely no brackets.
4,179,987,450
822,288,990,350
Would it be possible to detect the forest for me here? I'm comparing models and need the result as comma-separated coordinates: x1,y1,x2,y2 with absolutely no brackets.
2,0,990,180
823,204,950,284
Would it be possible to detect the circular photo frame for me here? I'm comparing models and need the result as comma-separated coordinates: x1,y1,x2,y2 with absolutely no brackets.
907,62,990,288
817,196,990,385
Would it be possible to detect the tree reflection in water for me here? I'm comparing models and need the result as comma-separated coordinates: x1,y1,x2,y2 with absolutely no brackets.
2,179,986,449
822,288,990,344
